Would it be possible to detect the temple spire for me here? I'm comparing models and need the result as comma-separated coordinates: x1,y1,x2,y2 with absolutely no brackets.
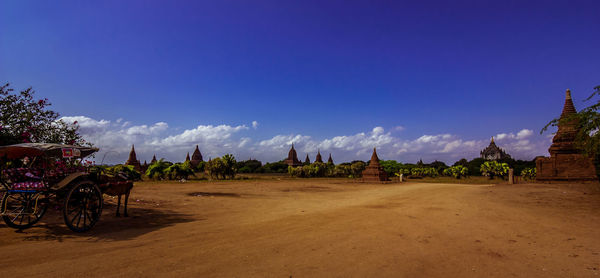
362,147,387,182
561,89,577,117
370,148,380,165
284,143,302,167
315,149,323,163
125,144,141,171
128,145,137,161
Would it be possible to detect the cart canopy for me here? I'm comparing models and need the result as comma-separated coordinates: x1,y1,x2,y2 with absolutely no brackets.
0,143,98,159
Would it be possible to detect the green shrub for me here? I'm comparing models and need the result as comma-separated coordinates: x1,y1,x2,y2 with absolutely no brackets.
443,165,469,179
205,154,237,179
145,159,171,180
521,167,536,180
480,161,510,179
164,162,194,180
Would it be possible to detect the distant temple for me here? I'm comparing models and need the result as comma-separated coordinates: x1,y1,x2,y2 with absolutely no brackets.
305,154,310,164
315,150,323,163
480,137,511,160
327,153,334,164
141,160,148,173
536,89,597,182
150,155,157,164
185,152,190,162
190,145,203,168
284,144,303,167
125,145,142,172
362,148,388,182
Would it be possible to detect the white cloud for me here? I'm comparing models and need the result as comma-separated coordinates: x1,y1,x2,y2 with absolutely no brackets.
67,115,550,165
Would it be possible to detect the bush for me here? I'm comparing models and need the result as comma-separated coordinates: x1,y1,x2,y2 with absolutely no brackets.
467,158,486,176
205,154,237,179
410,167,438,178
194,161,206,173
164,162,194,180
105,164,142,180
259,161,288,173
443,165,469,179
379,160,402,177
145,159,171,180
480,161,510,179
350,161,366,178
236,159,262,173
521,167,536,181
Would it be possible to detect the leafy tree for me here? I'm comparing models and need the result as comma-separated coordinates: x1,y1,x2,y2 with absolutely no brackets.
333,164,352,177
0,83,87,146
443,165,469,179
106,164,141,181
427,160,448,173
164,162,194,180
236,159,262,173
205,157,225,179
467,158,486,176
480,161,509,179
145,159,171,180
379,160,403,177
453,158,468,167
288,166,304,177
205,154,237,179
521,167,536,181
259,161,288,173
221,154,237,179
350,161,366,178
195,161,206,173
410,167,438,178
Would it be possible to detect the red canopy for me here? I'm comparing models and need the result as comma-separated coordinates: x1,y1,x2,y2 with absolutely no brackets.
0,143,98,159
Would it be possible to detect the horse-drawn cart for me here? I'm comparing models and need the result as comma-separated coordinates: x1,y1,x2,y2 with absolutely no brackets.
0,143,112,232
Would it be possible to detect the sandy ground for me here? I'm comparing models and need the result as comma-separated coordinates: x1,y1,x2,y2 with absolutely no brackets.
0,178,599,277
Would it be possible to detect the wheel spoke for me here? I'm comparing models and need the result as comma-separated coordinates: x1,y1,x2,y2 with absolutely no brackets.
82,205,87,227
73,209,83,227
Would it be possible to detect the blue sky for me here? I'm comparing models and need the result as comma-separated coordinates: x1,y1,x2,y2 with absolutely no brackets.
1,1,599,164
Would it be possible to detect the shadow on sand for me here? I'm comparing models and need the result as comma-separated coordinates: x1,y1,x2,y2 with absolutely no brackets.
187,191,242,198
8,203,197,243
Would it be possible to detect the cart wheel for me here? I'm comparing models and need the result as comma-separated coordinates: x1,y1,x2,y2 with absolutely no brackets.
63,180,103,232
1,191,49,229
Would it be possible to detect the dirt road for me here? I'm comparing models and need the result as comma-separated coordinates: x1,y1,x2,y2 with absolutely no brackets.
1,179,599,277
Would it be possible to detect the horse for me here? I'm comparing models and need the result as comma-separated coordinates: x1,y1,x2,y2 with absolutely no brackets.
98,174,134,217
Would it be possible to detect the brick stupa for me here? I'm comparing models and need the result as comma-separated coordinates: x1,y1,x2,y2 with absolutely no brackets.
536,89,597,182
125,145,142,172
327,153,334,164
305,154,310,164
315,150,323,163
190,145,203,168
284,143,303,167
362,148,388,182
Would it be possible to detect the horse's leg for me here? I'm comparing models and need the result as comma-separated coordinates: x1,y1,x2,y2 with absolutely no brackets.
123,190,130,217
116,194,121,217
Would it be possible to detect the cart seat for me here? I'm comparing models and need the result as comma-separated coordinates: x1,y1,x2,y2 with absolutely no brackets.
11,181,47,191
2,168,44,182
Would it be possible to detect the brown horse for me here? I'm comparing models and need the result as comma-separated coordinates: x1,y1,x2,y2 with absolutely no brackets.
98,174,134,217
